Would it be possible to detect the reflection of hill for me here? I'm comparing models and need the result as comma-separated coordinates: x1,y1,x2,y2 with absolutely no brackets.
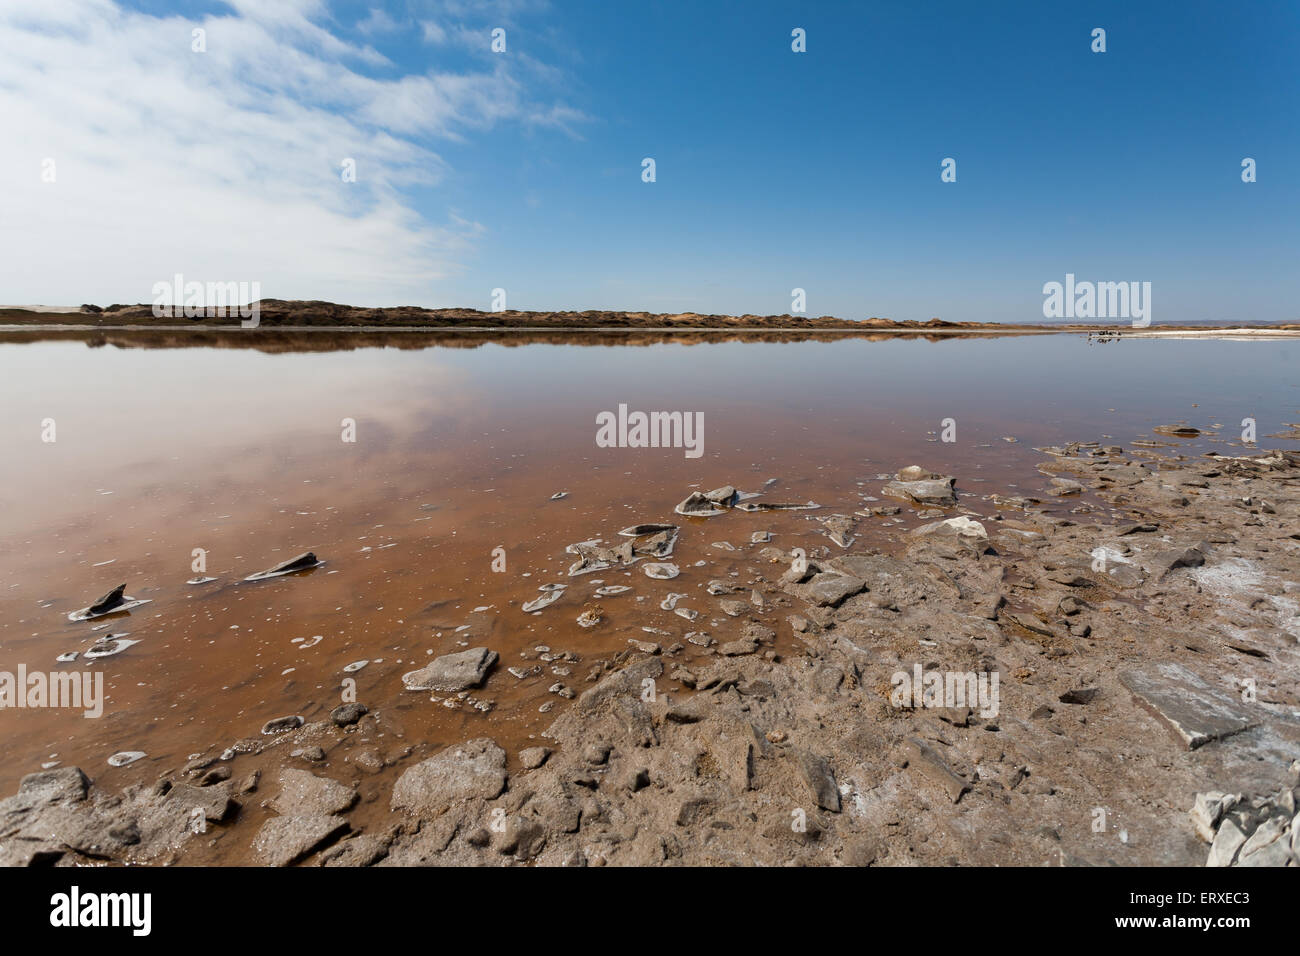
0,328,1046,352
2,301,989,331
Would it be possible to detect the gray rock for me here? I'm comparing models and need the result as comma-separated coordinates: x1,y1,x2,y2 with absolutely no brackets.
790,572,867,608
329,702,368,726
903,737,970,803
1235,817,1291,867
164,783,235,823
1119,664,1255,750
5,767,89,811
1206,818,1248,866
675,492,726,517
253,814,349,866
797,751,841,812
519,747,551,770
402,647,498,692
882,476,957,507
391,738,508,816
270,769,358,816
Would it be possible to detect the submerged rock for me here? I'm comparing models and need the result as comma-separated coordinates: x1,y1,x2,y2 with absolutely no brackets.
107,751,146,768
402,647,498,692
703,485,737,505
261,715,305,735
643,562,680,579
244,551,324,582
619,524,677,537
566,540,637,576
881,470,957,507
84,636,140,658
68,584,151,622
675,492,726,517
522,587,565,613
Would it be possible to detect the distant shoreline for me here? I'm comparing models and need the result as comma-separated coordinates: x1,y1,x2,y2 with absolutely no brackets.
3,324,1300,337
0,301,1296,336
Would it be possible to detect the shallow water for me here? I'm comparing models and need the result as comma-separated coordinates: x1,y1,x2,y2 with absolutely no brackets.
0,330,1295,792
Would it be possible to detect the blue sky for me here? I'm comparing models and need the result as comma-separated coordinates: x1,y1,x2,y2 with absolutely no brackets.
2,0,1297,322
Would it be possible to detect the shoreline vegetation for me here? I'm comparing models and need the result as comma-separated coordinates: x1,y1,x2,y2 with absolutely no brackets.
2,301,1297,335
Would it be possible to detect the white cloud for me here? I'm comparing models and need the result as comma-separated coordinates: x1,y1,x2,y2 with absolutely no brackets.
357,7,401,36
0,0,574,306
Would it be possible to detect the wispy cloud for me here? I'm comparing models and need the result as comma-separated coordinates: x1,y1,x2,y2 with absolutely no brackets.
0,0,583,306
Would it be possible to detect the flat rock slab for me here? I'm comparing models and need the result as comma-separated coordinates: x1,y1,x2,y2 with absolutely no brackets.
1119,664,1256,750
789,572,867,608
391,738,507,816
253,814,348,867
164,783,234,823
881,478,956,507
402,647,498,692
270,768,357,816
1,767,89,812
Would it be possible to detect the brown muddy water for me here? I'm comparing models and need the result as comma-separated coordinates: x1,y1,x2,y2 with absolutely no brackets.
0,330,1296,800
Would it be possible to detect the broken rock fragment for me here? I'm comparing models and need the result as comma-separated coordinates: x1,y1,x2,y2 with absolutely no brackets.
402,647,498,692
390,738,508,817
68,583,152,622
244,551,324,582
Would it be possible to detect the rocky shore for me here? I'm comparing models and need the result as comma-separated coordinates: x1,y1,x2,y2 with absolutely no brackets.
3,438,1297,867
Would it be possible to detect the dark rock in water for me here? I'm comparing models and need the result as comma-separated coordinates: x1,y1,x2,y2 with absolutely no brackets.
1153,424,1201,438
88,584,127,615
703,485,737,505
69,584,151,621
330,702,368,726
1049,478,1085,496
735,500,820,512
675,491,726,517
634,528,679,558
619,524,677,537
245,551,323,581
897,465,941,482
882,476,957,507
391,738,508,817
261,715,305,735
402,647,498,692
